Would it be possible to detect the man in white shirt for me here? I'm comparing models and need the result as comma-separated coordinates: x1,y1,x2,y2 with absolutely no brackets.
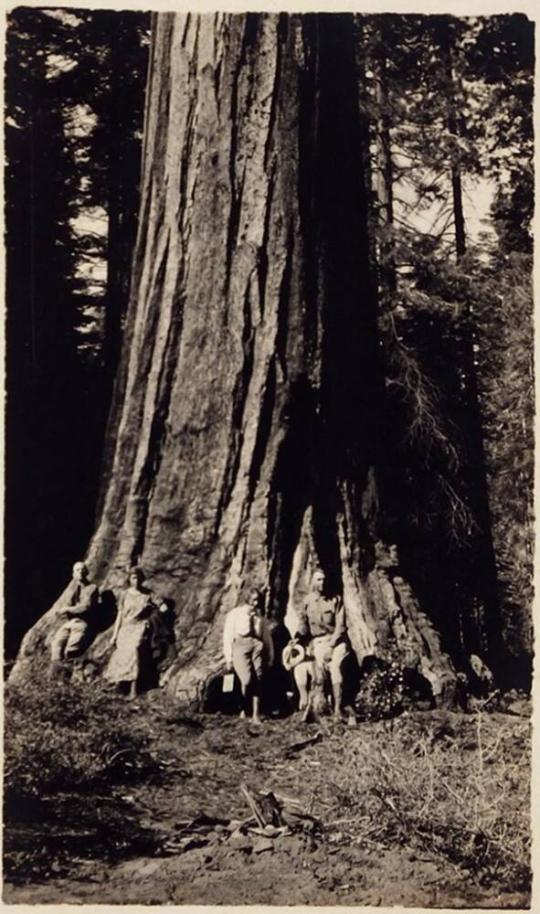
223,587,274,723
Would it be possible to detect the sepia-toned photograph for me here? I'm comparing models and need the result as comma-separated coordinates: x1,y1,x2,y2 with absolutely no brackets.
3,5,534,908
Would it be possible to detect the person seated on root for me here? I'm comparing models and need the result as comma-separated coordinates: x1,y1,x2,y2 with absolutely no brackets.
105,567,160,700
223,587,274,724
295,568,350,721
50,561,100,675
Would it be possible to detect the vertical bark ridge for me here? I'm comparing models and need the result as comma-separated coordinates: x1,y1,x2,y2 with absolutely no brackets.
256,160,276,317
90,16,177,567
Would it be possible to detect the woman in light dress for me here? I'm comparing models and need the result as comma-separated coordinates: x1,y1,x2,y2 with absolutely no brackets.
105,567,157,698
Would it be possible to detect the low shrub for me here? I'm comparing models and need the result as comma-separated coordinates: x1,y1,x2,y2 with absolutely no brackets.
354,660,405,720
4,665,163,882
4,667,157,801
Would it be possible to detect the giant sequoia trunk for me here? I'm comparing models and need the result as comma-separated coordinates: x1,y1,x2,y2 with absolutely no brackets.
13,13,457,705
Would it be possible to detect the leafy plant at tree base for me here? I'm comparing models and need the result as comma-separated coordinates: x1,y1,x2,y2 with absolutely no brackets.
354,659,406,721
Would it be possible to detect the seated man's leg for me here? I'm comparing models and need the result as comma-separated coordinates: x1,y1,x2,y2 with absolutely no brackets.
64,619,89,659
311,636,333,685
310,637,334,716
329,642,349,719
50,622,71,663
294,661,312,711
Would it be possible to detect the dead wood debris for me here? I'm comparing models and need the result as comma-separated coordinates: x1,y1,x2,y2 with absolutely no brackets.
285,731,324,757
160,788,323,857
240,782,285,827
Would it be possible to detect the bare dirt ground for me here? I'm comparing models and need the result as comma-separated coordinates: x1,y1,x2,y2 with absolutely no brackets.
3,689,530,908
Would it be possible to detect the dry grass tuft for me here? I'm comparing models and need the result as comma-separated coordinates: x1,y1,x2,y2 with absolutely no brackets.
310,709,530,892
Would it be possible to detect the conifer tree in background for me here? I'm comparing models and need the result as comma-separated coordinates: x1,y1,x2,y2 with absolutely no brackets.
52,11,150,388
5,9,148,654
6,9,86,654
357,13,534,679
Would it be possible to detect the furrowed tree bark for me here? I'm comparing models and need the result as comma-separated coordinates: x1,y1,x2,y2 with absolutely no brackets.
13,12,457,706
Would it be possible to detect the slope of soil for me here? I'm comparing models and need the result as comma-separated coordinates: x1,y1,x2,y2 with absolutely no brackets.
3,689,530,908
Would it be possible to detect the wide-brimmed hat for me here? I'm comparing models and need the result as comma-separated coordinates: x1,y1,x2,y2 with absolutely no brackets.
282,641,306,671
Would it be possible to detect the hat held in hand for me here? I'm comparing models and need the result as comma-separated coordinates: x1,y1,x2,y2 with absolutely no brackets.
282,641,306,671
